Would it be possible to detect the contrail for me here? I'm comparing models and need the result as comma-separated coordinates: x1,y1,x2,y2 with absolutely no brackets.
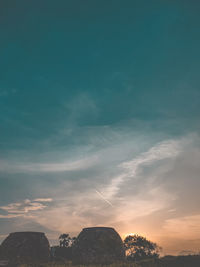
95,189,114,207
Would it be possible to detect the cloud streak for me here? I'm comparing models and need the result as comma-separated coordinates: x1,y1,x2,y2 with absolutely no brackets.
33,198,53,202
103,139,181,199
0,198,53,219
0,156,98,174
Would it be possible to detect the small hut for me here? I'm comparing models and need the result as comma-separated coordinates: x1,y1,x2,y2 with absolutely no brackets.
73,227,125,264
0,232,50,264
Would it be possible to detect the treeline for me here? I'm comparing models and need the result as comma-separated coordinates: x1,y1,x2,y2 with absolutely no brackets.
51,233,200,267
1,230,200,266
51,233,160,262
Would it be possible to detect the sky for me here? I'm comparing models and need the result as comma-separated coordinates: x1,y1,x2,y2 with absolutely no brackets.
0,0,200,255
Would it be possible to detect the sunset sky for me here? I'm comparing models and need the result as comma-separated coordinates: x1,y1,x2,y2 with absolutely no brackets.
0,0,200,255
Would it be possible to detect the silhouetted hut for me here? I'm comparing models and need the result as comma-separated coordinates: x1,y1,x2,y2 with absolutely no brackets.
0,232,50,264
73,227,125,264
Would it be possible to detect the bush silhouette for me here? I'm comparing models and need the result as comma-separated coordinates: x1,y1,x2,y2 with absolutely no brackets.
124,234,161,261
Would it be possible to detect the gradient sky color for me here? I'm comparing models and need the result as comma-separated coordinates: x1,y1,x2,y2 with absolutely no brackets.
0,0,200,255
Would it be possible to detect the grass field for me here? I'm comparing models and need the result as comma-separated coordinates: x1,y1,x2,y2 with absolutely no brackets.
19,255,200,267
20,263,140,267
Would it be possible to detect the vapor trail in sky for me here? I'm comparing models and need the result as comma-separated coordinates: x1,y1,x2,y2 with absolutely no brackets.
95,189,114,207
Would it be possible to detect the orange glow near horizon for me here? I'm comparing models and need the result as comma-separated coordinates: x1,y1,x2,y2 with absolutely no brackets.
121,232,142,240
124,232,136,238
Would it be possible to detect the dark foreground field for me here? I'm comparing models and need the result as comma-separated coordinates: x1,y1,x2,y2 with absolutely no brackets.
19,255,200,267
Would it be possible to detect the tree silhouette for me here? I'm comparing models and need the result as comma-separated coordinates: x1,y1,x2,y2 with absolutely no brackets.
59,234,77,248
124,234,161,261
59,234,70,248
70,236,77,246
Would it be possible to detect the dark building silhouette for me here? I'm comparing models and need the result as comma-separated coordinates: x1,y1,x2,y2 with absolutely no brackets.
0,232,50,264
73,227,125,264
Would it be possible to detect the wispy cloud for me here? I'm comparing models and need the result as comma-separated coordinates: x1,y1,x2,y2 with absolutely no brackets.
0,214,22,219
0,156,98,174
64,93,99,126
103,139,181,199
0,198,53,219
121,139,180,172
33,198,53,202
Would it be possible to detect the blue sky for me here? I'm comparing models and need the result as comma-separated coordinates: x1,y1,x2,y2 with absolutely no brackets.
0,0,200,254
